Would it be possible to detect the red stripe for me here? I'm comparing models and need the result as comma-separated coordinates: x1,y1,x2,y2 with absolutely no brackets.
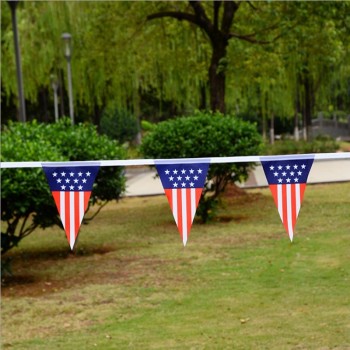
299,183,306,203
64,192,70,242
177,190,183,239
195,188,203,209
291,184,296,229
281,185,288,232
186,189,192,237
269,184,279,209
52,192,61,214
164,189,173,211
84,191,91,214
74,191,80,241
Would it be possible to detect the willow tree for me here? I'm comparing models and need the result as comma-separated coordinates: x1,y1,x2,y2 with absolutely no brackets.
1,2,211,123
147,1,295,113
276,1,350,139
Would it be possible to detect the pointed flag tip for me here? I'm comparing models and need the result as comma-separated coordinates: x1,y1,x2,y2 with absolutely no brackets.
70,240,76,250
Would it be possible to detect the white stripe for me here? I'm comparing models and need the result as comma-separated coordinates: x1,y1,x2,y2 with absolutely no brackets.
172,189,178,225
277,184,283,221
191,188,196,222
60,192,65,229
181,188,187,245
295,184,301,217
0,152,349,168
286,184,293,240
70,192,75,249
79,192,85,224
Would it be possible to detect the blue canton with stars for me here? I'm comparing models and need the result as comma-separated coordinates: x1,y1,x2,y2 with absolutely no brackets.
261,158,314,185
43,166,100,192
156,163,209,189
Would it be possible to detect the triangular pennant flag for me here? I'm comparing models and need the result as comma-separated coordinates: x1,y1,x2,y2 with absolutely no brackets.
42,162,100,249
155,162,210,246
261,156,314,241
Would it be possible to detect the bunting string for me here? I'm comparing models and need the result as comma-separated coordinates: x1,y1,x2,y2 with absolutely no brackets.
1,152,349,248
1,152,350,168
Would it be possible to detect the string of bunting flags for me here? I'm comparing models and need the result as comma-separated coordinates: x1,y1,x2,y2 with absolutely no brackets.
2,152,349,249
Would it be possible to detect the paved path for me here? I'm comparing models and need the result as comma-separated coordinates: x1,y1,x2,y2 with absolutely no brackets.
124,159,350,197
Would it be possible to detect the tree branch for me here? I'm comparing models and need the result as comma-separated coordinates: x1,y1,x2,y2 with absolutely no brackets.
147,11,199,26
221,1,240,35
229,32,272,44
84,201,109,222
213,1,221,31
188,1,214,34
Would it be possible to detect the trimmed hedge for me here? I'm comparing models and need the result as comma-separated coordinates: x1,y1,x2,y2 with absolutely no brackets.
141,111,263,221
1,119,126,254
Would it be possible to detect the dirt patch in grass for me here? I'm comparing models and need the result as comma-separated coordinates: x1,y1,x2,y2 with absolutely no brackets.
1,249,174,298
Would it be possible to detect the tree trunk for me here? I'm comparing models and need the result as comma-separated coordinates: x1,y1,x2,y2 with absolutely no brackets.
208,39,228,114
269,113,275,144
303,73,314,140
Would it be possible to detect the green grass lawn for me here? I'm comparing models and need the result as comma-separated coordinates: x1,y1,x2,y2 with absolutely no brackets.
2,183,350,350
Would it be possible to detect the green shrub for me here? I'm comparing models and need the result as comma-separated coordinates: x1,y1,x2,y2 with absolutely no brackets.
141,111,263,222
1,119,126,254
264,135,339,155
100,104,139,144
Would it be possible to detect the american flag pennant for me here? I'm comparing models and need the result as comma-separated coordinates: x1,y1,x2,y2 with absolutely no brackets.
42,162,100,249
155,162,209,246
261,156,314,241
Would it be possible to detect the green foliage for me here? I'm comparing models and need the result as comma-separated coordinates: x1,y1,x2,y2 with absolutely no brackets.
100,105,139,144
141,111,263,221
1,119,126,254
140,120,156,132
264,135,339,155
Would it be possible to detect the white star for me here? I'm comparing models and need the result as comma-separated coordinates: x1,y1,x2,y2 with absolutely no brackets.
177,176,182,181
290,171,295,176
278,165,283,170
181,169,186,174
297,171,302,176
173,169,178,175
193,175,199,181
173,182,178,188
57,178,62,183
274,172,279,177
270,165,274,170
78,185,83,190
69,185,74,190
86,172,91,177
198,169,203,174
82,179,87,183
78,172,83,177
181,182,186,187
65,178,70,183
190,182,194,187
61,172,66,177
278,178,283,183
189,169,194,174
294,178,299,182
61,185,66,190
69,172,74,177
282,172,287,176
52,172,57,177
185,176,190,181
169,176,174,181
293,164,298,169
301,164,306,169
286,178,291,183
286,165,291,170
165,169,170,175
74,179,79,184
